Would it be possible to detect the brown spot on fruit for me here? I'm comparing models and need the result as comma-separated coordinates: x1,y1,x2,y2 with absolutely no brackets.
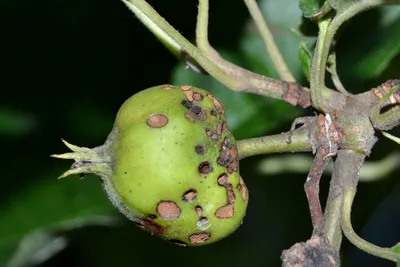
157,201,181,220
195,205,203,216
217,157,227,166
227,160,238,174
182,189,197,202
211,133,218,141
223,137,230,147
169,239,187,247
184,113,194,122
193,92,203,101
229,147,238,160
195,145,205,155
217,173,229,186
183,90,194,102
146,114,169,128
160,85,175,90
198,161,212,174
219,150,230,163
206,128,213,137
135,217,164,235
238,177,248,201
216,123,223,135
199,217,208,224
215,204,234,218
181,100,207,121
181,85,192,91
226,183,236,204
189,232,211,244
207,93,224,114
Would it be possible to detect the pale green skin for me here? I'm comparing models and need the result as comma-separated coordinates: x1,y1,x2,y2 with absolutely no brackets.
53,84,249,246
110,84,248,246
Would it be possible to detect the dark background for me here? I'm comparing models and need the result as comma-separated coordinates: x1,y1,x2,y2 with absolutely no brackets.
1,0,399,266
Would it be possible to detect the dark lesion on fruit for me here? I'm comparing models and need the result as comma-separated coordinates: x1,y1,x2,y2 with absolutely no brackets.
134,216,164,235
195,205,203,217
182,189,197,202
188,232,211,244
181,100,207,121
195,145,205,155
198,161,212,175
205,128,218,141
217,173,229,186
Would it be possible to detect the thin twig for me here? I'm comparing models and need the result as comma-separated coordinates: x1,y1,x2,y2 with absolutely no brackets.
243,0,296,82
326,53,350,95
342,188,399,262
237,126,312,160
123,0,312,107
305,148,332,235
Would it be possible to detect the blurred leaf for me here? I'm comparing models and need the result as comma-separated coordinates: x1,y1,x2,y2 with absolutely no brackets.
0,107,37,138
170,51,304,139
338,6,400,85
6,231,68,267
0,170,118,248
300,0,331,18
64,102,114,141
240,0,305,81
353,12,400,79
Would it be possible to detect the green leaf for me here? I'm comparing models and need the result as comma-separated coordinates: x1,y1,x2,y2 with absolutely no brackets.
338,6,400,84
392,243,400,266
240,0,305,81
0,108,37,138
0,170,118,248
6,231,68,267
300,0,331,18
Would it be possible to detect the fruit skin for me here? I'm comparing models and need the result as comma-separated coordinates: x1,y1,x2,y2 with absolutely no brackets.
52,84,249,246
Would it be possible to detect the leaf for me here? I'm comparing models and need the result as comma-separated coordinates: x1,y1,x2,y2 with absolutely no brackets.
337,6,400,85
300,0,332,18
240,0,306,81
0,170,118,248
6,231,68,267
0,108,37,138
300,0,324,17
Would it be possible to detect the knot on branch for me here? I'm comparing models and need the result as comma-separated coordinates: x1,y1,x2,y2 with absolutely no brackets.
373,79,400,107
370,79,400,131
282,82,311,108
281,235,340,267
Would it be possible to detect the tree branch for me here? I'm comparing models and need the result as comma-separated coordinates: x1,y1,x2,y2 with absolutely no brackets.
122,0,313,107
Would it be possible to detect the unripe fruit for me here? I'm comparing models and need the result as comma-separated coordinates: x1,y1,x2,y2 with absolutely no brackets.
52,84,249,246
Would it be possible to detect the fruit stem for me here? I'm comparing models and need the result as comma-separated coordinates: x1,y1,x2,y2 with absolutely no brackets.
50,128,117,180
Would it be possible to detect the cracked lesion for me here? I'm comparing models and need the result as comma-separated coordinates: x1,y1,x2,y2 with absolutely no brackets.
188,232,211,244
